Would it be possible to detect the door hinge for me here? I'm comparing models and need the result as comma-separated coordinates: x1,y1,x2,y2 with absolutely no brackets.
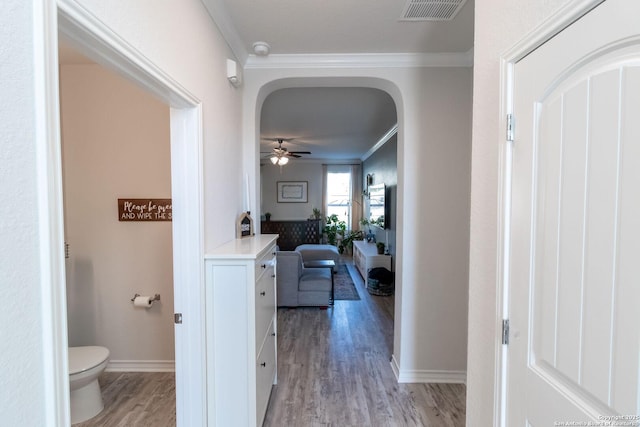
174,313,183,324
502,319,510,345
506,114,515,142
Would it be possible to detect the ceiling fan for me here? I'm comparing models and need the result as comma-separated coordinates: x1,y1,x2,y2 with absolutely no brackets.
261,138,311,165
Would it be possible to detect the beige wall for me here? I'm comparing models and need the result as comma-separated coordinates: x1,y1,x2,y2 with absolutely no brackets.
402,66,472,374
60,64,174,364
74,0,245,252
467,0,574,424
260,162,323,221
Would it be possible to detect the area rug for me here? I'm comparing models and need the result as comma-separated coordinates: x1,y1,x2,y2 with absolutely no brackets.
333,264,360,300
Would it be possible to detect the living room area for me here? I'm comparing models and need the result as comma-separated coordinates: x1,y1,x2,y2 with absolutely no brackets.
259,86,398,304
259,113,397,306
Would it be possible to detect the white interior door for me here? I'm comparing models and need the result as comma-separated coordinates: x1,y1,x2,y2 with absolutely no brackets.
508,0,640,424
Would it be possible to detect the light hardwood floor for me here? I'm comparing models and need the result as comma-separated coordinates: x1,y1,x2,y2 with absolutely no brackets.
73,372,176,427
263,260,466,427
77,258,465,426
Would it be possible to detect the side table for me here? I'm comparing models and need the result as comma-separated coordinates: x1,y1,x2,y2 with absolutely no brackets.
303,259,336,305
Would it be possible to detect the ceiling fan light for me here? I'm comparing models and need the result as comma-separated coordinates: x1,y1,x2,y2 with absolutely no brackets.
279,156,289,165
270,156,278,165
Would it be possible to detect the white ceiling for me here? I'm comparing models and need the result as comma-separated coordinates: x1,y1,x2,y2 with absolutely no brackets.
202,0,474,162
205,0,475,56
60,2,475,162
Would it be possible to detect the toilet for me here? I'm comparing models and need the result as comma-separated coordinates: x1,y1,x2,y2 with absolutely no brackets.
68,346,110,424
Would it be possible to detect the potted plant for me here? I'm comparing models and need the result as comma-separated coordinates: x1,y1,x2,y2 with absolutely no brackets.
376,241,385,254
341,230,364,255
324,214,346,247
372,216,385,228
312,208,322,220
264,212,272,221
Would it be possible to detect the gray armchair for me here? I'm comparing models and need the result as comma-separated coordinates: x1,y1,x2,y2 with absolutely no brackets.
276,251,332,307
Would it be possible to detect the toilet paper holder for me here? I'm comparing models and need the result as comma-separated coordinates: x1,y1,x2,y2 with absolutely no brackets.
131,293,161,303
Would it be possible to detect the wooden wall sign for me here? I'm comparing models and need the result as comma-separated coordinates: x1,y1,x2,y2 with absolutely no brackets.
118,198,172,222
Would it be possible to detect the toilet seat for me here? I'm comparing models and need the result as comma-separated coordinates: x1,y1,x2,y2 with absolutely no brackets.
69,346,110,375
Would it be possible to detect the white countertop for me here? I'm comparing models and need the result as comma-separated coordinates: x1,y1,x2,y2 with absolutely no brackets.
204,234,278,259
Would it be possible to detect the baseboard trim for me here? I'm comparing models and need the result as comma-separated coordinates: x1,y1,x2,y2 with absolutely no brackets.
106,360,175,372
390,355,466,384
390,354,401,380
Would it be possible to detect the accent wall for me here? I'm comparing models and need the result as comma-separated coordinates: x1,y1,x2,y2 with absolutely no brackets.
363,135,397,268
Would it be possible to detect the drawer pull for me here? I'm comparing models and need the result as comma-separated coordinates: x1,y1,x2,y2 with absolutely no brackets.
271,274,276,278
261,264,267,269
260,362,266,367
271,332,276,337
260,291,266,296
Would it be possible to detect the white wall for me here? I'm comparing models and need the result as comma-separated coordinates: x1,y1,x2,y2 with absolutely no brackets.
0,2,47,425
243,66,472,381
0,0,243,424
467,0,574,425
60,64,174,364
73,0,245,252
260,162,323,220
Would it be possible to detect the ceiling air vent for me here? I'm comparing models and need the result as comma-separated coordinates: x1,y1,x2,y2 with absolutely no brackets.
400,0,468,21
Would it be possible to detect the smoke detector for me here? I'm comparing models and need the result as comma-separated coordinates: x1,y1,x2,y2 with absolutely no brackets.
400,0,468,21
253,41,271,56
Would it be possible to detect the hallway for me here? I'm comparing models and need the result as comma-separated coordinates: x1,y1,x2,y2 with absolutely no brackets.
264,261,466,426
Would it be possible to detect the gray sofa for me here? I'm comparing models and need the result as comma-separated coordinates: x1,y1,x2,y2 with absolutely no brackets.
276,251,332,307
294,244,340,263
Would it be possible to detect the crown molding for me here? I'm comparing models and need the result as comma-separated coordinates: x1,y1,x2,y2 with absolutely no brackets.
201,0,249,63
201,0,474,69
361,124,398,161
245,50,474,69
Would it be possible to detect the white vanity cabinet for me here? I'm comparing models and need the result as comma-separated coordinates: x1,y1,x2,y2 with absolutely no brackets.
352,240,392,280
204,235,278,427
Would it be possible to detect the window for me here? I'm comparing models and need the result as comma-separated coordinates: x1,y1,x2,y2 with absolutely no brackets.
326,170,352,229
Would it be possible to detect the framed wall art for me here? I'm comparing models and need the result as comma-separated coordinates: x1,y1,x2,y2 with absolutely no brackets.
277,181,308,203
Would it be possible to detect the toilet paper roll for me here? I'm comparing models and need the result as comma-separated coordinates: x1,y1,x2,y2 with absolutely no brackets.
133,295,153,308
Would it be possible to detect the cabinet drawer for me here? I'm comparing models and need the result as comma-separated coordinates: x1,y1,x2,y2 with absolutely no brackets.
256,320,276,426
255,245,277,280
255,267,275,349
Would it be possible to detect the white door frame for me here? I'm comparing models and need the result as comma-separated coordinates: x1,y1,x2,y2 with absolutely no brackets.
496,1,605,426
40,1,206,425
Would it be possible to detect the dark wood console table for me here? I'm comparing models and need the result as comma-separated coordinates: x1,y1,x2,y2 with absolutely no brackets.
261,219,322,251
